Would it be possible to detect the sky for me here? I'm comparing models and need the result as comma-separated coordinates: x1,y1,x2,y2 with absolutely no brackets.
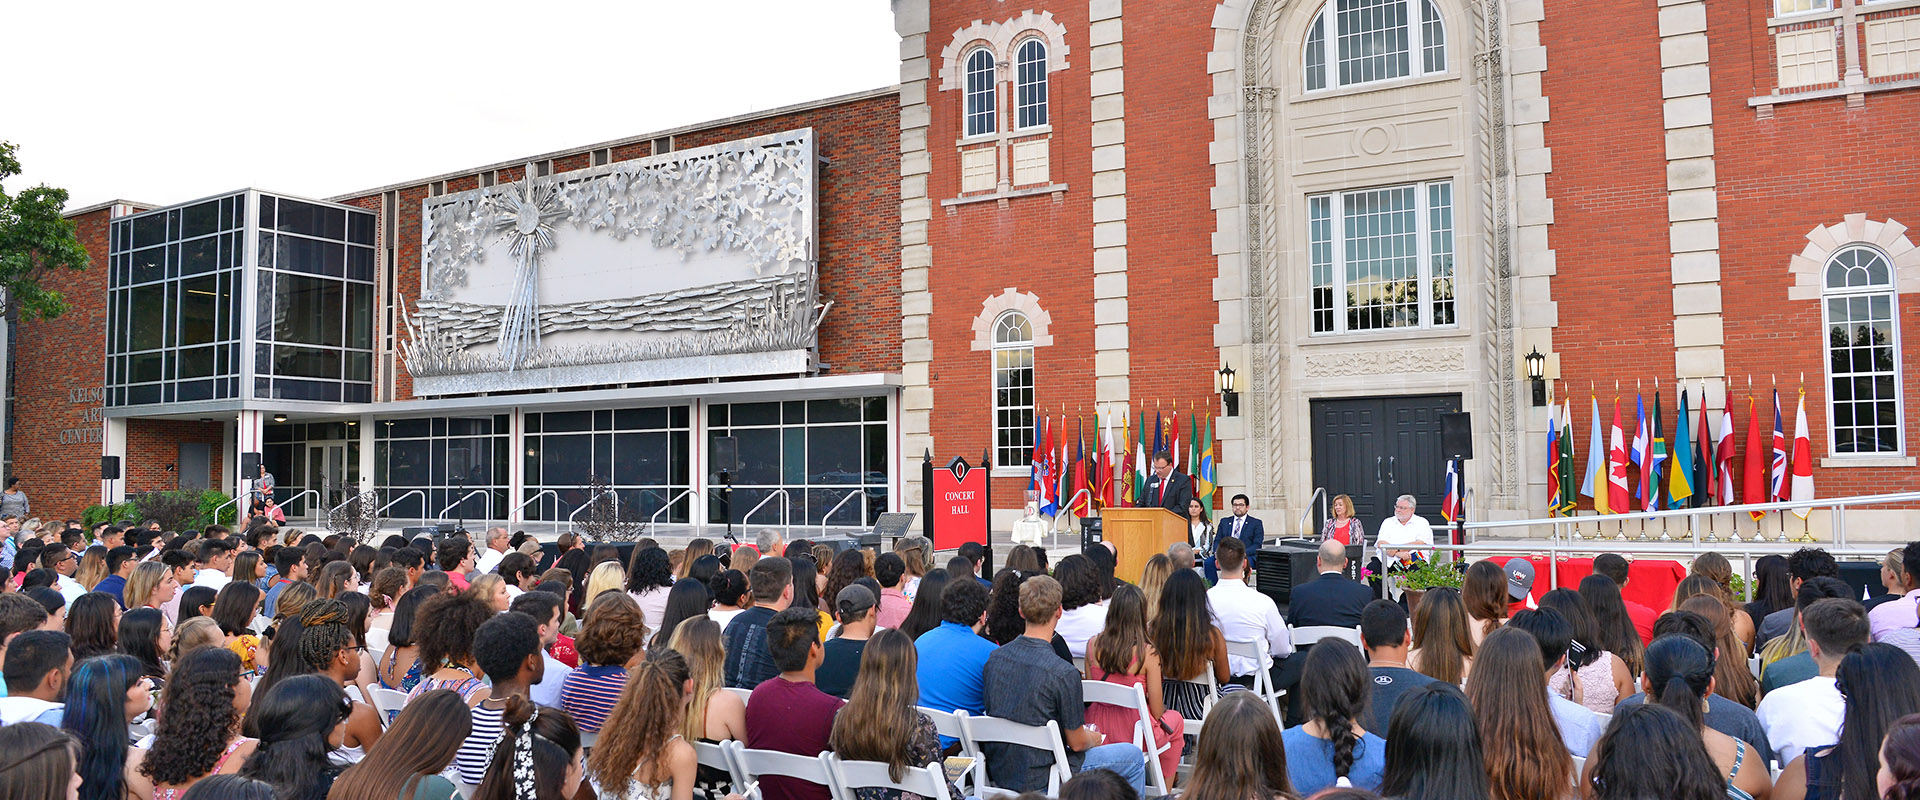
3,0,899,211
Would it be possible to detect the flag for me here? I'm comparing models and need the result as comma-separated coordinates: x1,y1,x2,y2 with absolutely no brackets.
1648,391,1667,511
1546,402,1562,514
1116,412,1130,507
1696,383,1713,506
1035,416,1057,517
1630,395,1650,510
1770,390,1789,506
1669,388,1695,505
1791,390,1815,519
1198,414,1216,505
1152,411,1166,462
1744,395,1767,521
1581,396,1609,514
1715,401,1737,505
1608,398,1630,514
1070,417,1089,516
1186,413,1200,502
1441,459,1460,523
1057,415,1072,515
1135,411,1149,505
1169,410,1183,471
1558,400,1577,515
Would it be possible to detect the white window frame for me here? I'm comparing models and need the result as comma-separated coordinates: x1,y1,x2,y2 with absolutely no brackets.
1303,0,1449,92
963,47,999,139
1308,179,1457,335
1013,38,1050,130
991,311,1036,470
1820,244,1905,457
1775,0,1836,16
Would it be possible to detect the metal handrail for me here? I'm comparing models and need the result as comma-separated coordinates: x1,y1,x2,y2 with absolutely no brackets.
741,489,790,530
819,490,865,534
510,489,560,527
438,490,492,524
375,490,428,529
326,491,368,519
280,489,319,519
648,489,697,537
567,489,619,535
212,495,242,526
1462,489,1920,548
1296,487,1328,538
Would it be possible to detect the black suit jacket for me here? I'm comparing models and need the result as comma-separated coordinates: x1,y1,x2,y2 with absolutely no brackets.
1143,470,1194,518
1287,572,1373,629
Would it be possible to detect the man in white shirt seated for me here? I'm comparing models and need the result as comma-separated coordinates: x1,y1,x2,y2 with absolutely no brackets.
192,538,237,590
1375,494,1433,600
474,527,511,575
1205,538,1292,686
1507,608,1605,757
0,631,71,726
509,591,573,707
1758,597,1867,764
39,545,87,605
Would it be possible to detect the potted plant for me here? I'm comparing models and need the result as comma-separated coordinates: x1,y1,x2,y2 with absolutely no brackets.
1396,557,1465,615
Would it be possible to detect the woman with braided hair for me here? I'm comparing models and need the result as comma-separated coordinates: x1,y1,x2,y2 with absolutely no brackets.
259,597,384,765
1282,639,1385,795
472,704,585,800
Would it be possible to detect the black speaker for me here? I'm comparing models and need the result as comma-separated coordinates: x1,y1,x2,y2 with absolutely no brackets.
240,452,261,476
446,448,470,481
1255,539,1365,608
100,456,121,481
1442,412,1473,460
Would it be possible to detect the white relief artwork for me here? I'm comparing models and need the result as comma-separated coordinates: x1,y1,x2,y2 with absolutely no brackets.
407,129,822,394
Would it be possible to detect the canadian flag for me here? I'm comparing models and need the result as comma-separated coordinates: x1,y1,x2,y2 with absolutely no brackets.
1607,399,1631,514
1790,390,1816,519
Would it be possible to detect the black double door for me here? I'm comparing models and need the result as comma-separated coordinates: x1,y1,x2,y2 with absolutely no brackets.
1308,394,1462,530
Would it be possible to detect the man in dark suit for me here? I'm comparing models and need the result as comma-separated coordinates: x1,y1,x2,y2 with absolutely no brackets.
1272,539,1374,724
1206,493,1267,583
1142,451,1194,526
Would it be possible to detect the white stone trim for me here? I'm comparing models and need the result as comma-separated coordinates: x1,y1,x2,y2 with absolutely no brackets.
1090,0,1130,404
937,11,1072,92
1787,214,1920,300
898,0,935,516
1660,0,1727,387
970,288,1057,351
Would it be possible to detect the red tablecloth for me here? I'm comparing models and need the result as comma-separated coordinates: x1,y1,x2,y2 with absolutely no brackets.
1486,555,1687,610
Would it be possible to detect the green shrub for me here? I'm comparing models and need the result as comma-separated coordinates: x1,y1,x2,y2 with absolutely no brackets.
84,489,236,533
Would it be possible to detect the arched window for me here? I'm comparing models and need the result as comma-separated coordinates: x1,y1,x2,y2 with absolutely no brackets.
992,311,1035,469
1823,245,1902,454
1304,0,1448,91
1014,39,1050,129
964,48,998,138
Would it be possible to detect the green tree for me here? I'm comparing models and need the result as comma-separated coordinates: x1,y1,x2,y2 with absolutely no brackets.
0,141,90,320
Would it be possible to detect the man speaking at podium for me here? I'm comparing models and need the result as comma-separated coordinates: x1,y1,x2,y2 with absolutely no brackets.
1141,451,1194,529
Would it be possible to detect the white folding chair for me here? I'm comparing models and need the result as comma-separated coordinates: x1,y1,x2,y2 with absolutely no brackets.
1224,639,1286,720
578,729,599,751
1082,680,1172,798
725,740,840,800
917,707,977,795
1200,662,1222,713
365,626,390,655
1571,755,1587,787
454,782,479,800
724,686,754,706
1289,625,1363,648
1749,654,1763,680
1176,716,1208,782
1072,656,1086,676
827,754,953,800
694,739,747,797
368,686,410,724
958,715,1071,798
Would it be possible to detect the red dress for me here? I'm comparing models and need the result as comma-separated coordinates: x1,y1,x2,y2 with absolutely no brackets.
1085,658,1183,781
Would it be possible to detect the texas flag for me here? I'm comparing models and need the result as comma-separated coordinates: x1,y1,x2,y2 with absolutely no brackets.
1441,459,1460,523
1790,390,1815,519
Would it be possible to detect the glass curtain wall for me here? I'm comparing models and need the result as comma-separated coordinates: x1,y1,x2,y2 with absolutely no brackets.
522,406,692,526
106,194,246,406
262,421,361,517
707,397,889,528
373,416,509,523
255,195,376,402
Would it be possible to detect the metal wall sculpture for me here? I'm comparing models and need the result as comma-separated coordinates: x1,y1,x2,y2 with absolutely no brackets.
409,129,821,395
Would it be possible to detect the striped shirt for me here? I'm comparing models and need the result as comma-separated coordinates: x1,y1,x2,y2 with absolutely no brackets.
454,702,508,785
558,665,626,733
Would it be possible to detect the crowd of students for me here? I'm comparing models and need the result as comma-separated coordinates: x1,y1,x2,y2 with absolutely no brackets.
5,512,1920,800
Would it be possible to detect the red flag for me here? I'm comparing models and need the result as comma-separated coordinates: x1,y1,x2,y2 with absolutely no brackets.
1071,417,1089,515
1698,391,1714,505
1714,403,1737,504
1607,399,1630,514
1744,396,1767,521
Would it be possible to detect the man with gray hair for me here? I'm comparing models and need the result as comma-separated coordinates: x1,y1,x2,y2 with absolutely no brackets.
475,526,511,574
755,528,784,557
1375,494,1432,567
1166,541,1195,571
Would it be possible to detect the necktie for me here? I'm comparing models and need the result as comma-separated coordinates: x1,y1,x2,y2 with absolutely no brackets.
1157,476,1165,504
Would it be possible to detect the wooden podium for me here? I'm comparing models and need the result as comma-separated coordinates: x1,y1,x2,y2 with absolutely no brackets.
1099,507,1190,582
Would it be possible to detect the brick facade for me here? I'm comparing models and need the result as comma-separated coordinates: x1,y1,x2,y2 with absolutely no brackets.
13,207,117,519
